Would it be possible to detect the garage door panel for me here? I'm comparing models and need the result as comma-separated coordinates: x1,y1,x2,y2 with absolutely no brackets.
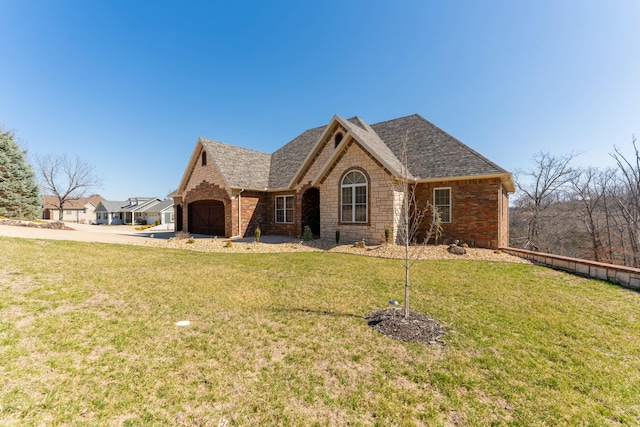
188,200,225,236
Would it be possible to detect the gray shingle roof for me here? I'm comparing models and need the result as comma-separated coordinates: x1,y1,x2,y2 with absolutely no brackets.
198,114,511,191
96,200,127,212
201,138,272,190
268,126,326,189
142,199,173,213
371,114,509,179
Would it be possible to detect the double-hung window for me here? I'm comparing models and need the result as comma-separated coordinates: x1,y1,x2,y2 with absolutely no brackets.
341,170,368,223
434,187,451,223
275,195,294,223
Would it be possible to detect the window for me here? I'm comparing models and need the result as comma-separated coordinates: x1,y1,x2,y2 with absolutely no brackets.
341,170,368,223
275,195,294,223
334,133,343,148
434,188,451,223
202,151,207,166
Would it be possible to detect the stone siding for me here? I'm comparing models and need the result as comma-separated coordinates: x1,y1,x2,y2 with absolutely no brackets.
317,140,395,244
502,247,640,290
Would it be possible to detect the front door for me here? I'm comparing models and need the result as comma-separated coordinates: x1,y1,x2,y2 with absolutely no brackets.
301,188,320,237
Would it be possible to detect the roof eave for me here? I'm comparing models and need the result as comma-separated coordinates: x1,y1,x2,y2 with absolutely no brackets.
416,173,515,192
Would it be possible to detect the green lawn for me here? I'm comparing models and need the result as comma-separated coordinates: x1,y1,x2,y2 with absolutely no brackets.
1,237,639,426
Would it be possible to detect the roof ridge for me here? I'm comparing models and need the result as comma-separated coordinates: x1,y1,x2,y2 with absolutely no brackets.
200,137,271,156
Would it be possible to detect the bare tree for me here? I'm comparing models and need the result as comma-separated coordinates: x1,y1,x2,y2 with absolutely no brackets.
569,167,614,262
514,151,577,250
36,154,103,220
610,136,640,267
391,135,442,318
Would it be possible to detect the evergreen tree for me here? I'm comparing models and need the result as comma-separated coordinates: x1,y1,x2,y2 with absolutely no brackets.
0,127,41,219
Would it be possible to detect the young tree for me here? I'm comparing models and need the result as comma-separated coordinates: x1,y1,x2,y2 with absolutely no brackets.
36,154,103,220
392,135,442,318
0,128,41,219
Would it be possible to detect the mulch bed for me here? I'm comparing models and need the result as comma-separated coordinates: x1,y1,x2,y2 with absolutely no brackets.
365,308,445,345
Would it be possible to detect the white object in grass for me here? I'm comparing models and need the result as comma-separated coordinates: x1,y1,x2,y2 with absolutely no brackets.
175,320,190,326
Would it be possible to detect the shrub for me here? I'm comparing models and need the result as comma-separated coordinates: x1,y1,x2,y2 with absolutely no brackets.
335,230,340,244
303,226,313,241
174,231,191,240
254,227,261,243
186,238,195,244
225,240,233,248
155,220,161,226
384,228,390,243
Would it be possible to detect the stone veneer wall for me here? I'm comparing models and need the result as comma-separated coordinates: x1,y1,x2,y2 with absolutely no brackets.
499,185,509,247
502,247,640,290
317,140,396,244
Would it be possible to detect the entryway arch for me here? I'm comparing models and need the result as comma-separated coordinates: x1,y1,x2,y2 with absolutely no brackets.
301,187,320,238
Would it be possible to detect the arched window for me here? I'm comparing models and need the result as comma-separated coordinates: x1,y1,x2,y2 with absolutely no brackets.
334,133,343,148
341,170,368,223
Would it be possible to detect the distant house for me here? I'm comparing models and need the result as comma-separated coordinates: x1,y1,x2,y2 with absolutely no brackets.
42,194,104,223
141,199,175,226
95,197,174,225
172,114,514,248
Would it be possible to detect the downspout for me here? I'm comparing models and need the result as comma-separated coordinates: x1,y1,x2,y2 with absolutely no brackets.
498,182,504,248
237,189,244,238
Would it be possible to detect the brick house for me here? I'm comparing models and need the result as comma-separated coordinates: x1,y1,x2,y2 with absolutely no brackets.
172,114,514,248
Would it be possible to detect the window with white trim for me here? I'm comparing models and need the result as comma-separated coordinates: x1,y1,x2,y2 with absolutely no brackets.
434,187,451,223
341,170,368,223
275,195,294,223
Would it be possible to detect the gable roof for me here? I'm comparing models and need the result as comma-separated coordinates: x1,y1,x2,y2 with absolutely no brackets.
43,194,104,210
179,114,514,195
201,139,272,190
96,200,127,212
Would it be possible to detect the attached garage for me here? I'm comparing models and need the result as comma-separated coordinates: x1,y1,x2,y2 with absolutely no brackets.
188,200,226,236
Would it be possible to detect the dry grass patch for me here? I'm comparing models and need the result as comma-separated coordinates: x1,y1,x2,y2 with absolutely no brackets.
1,237,639,425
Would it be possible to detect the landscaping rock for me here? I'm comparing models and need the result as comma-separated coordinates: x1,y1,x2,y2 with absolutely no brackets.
447,244,467,255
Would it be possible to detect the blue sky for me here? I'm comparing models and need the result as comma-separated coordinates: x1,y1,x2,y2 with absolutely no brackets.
1,0,639,200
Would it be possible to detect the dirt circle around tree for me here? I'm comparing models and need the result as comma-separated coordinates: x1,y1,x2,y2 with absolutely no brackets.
365,308,445,345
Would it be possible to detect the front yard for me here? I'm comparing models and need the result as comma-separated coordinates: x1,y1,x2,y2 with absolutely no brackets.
1,237,639,425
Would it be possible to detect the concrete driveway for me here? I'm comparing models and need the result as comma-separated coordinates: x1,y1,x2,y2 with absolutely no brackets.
0,222,175,244
0,222,299,245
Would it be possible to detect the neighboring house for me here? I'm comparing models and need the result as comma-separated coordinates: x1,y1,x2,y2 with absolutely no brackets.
95,197,173,225
141,199,175,226
172,114,514,248
42,194,104,223
94,200,127,225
